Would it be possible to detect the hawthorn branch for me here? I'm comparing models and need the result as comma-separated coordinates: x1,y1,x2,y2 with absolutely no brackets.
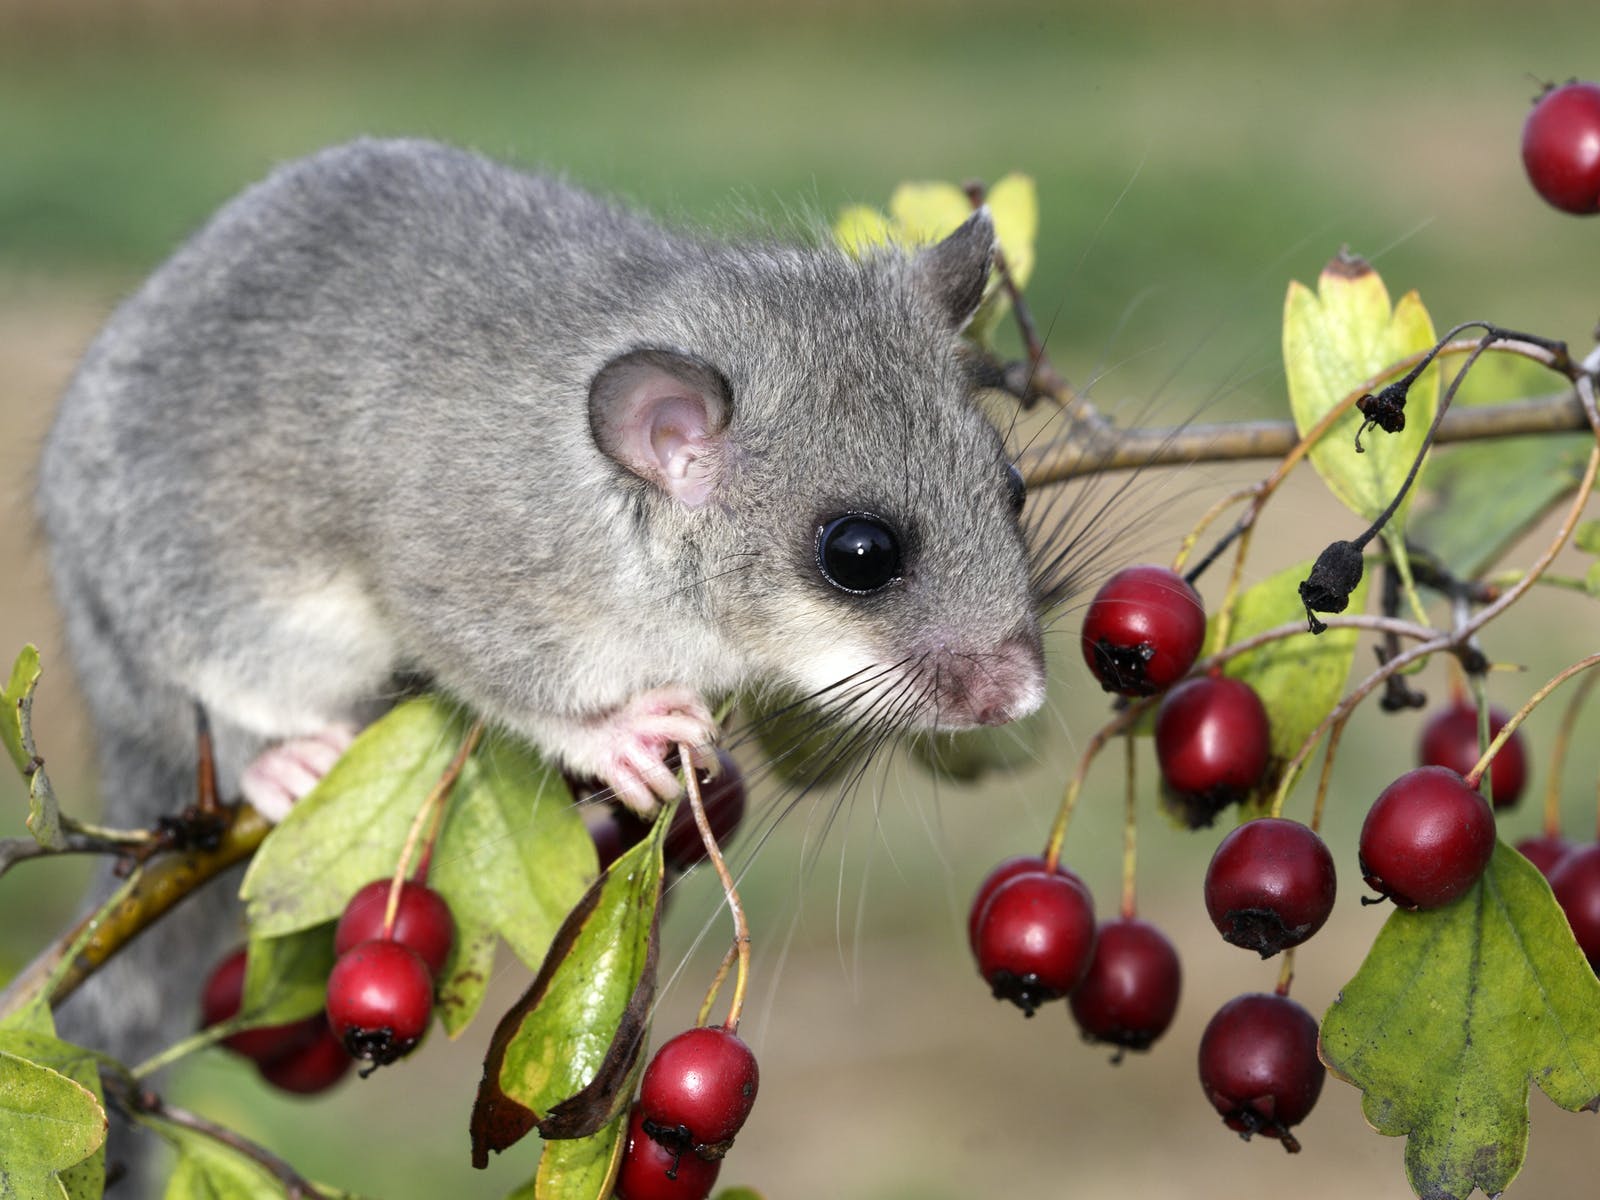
1018,388,1588,486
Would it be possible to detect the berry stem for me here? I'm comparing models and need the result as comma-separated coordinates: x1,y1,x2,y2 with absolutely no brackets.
1120,733,1138,920
1274,948,1296,998
1463,654,1600,790
384,719,484,937
1171,485,1255,580
695,944,739,1029
1301,712,1348,832
1209,524,1256,654
1043,697,1155,871
679,741,750,1032
1542,668,1600,838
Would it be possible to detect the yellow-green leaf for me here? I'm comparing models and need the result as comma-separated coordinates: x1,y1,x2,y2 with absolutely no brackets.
832,204,893,257
531,1107,628,1200
887,180,971,243
1283,255,1439,543
1321,842,1600,1200
240,925,337,1028
0,1029,106,1200
1217,559,1370,815
0,1049,106,1198
2,644,40,775
987,172,1037,289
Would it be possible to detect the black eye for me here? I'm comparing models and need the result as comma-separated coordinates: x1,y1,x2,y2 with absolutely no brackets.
817,514,903,594
1006,463,1026,515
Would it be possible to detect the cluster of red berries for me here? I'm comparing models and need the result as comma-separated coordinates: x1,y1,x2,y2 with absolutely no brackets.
202,877,456,1089
1081,564,1272,827
583,750,747,873
615,1025,759,1200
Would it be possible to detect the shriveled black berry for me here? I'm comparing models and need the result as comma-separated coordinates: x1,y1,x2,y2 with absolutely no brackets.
1299,541,1365,634
1354,382,1408,450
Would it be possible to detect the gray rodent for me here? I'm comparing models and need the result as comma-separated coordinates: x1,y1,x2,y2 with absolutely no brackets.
36,137,1047,1177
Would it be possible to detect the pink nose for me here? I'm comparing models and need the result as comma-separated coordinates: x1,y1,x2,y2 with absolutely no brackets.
932,631,1046,728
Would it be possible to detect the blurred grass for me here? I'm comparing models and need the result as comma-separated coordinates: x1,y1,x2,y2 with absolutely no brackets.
5,3,1600,1197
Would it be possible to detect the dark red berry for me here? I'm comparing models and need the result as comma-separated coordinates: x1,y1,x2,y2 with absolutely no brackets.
335,880,456,977
1549,844,1600,971
663,751,747,870
1359,766,1496,910
1516,834,1573,881
256,1019,354,1095
1522,81,1600,215
1080,565,1206,696
973,872,1097,1016
967,855,1083,954
1204,818,1336,957
1198,992,1324,1152
1155,675,1271,826
614,1105,721,1200
1069,918,1182,1054
1418,700,1528,810
638,1026,759,1154
325,939,434,1067
200,948,323,1067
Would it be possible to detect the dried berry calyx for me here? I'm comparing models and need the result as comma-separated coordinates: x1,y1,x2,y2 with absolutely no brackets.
1299,540,1365,634
1354,381,1409,450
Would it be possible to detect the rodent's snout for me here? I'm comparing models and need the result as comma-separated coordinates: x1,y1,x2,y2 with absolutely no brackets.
924,628,1047,730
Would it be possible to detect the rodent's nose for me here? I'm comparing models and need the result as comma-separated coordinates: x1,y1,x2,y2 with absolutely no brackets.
928,627,1046,729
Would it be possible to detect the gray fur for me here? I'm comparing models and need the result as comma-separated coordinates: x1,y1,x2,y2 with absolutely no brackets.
36,139,1043,1177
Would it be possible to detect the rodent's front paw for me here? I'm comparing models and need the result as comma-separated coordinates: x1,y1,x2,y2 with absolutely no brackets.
240,724,358,823
571,687,719,816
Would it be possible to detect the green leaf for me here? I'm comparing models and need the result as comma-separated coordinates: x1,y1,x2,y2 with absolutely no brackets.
1575,519,1600,557
240,698,595,1040
240,925,337,1027
1411,435,1591,579
1321,842,1600,1200
160,1127,290,1200
1217,560,1370,815
1588,561,1600,598
472,820,664,1166
0,1049,106,1198
1283,254,1439,539
531,1106,628,1200
712,1190,769,1200
2,645,64,850
2,644,40,775
0,1029,107,1200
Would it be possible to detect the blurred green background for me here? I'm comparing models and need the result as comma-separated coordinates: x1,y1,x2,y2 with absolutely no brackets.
3,1,1600,1197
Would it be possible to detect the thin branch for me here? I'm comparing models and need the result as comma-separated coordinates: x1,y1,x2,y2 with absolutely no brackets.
1018,388,1588,486
0,829,156,876
106,1075,323,1199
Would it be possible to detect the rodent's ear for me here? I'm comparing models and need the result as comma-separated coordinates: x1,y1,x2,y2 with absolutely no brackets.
588,347,733,508
914,207,996,330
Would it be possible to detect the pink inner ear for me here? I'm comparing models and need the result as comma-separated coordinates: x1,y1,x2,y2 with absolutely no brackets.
627,382,719,507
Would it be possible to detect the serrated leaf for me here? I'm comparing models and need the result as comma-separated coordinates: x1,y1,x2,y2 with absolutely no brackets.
240,698,594,1042
240,925,336,1028
1283,256,1439,539
471,820,664,1166
0,1049,106,1197
1321,842,1600,1200
531,1106,628,1200
0,1030,106,1200
1217,560,1370,815
1411,435,1590,579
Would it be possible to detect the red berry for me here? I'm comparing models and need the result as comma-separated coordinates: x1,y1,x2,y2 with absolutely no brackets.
1359,766,1496,910
1418,700,1528,810
1549,844,1600,971
663,751,747,870
967,855,1082,954
1198,992,1325,1152
335,880,456,977
614,1105,721,1200
325,939,434,1067
638,1026,759,1152
1155,676,1272,826
1522,81,1600,215
256,1019,353,1095
1080,565,1206,696
199,948,324,1067
1069,918,1182,1054
1205,818,1336,957
973,871,1097,1015
1516,834,1573,881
